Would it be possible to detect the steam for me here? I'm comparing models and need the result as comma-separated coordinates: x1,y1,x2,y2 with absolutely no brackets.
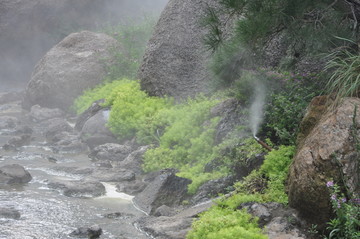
0,0,169,92
249,81,266,137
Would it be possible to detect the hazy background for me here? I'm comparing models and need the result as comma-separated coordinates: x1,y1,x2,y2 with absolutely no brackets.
0,0,168,91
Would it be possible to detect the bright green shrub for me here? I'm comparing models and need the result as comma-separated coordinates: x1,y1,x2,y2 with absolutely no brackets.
72,80,128,115
143,97,222,194
106,79,170,141
187,207,267,239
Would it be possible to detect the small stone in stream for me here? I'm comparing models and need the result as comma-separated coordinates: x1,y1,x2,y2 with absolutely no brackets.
69,224,102,238
103,212,134,220
0,207,21,219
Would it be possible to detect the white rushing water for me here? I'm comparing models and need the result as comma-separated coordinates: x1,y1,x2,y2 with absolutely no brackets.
0,143,147,239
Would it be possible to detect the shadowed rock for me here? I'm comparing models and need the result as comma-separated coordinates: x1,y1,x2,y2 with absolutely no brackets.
0,207,21,220
133,169,191,215
48,180,105,198
0,164,32,184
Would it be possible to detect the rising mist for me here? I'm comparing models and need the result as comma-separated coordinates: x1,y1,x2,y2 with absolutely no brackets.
0,0,168,91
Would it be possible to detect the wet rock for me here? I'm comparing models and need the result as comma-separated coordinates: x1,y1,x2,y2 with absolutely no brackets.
103,212,134,220
90,168,135,182
2,134,31,150
23,31,120,111
89,143,132,162
0,164,32,184
288,97,360,225
240,202,307,239
14,125,33,135
116,180,147,195
80,109,118,149
153,205,176,217
70,224,102,239
133,169,191,215
28,105,64,122
0,91,23,105
48,180,105,198
117,145,150,174
75,99,105,131
191,176,235,204
0,207,21,220
49,131,87,153
136,201,213,239
44,118,73,143
139,0,221,99
0,116,19,130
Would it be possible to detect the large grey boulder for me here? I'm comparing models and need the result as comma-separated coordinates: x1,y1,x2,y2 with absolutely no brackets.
0,164,32,184
139,0,219,99
288,97,360,226
23,30,120,111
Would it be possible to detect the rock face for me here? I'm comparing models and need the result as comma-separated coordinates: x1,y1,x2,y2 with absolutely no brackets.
0,164,32,184
23,31,119,111
288,97,360,225
139,0,219,99
133,169,191,215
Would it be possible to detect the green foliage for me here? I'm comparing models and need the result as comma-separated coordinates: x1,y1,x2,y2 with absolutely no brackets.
187,207,267,239
72,80,122,114
142,97,222,194
262,72,323,145
103,17,156,80
106,79,171,141
325,49,360,106
325,181,360,239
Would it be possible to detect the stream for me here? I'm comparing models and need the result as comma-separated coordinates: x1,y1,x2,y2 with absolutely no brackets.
0,103,148,239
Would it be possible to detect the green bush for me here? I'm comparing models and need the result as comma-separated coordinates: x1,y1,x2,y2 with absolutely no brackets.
187,207,267,239
142,97,222,194
106,79,171,141
72,80,122,114
261,72,323,145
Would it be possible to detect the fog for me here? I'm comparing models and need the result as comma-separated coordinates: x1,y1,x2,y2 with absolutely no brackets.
0,0,169,91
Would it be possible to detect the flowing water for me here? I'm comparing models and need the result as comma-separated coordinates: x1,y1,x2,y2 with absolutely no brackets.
0,126,148,239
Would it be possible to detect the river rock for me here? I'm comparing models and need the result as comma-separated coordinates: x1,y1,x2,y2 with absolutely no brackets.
90,168,135,182
0,207,21,220
136,201,213,239
139,0,220,99
48,180,105,198
2,134,31,150
89,143,132,162
116,145,150,174
0,116,19,130
240,202,307,239
74,99,105,131
23,30,120,111
0,164,32,184
133,169,191,215
288,97,360,226
80,109,118,149
28,105,64,122
70,224,102,239
44,118,73,143
0,91,23,105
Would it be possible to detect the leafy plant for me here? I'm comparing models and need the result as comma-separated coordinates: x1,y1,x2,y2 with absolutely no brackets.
325,181,360,239
325,49,360,106
261,72,323,145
